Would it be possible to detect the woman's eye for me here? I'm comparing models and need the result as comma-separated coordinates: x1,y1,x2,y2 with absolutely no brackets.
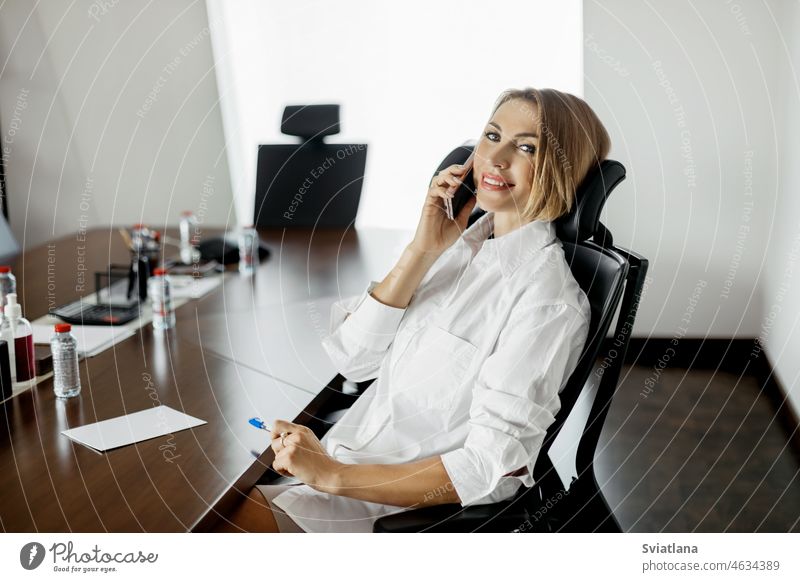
484,131,535,154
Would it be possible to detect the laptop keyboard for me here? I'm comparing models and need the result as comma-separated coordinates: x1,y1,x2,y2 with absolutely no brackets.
51,301,140,326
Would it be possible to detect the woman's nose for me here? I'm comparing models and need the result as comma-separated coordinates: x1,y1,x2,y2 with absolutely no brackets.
487,154,510,170
485,145,512,169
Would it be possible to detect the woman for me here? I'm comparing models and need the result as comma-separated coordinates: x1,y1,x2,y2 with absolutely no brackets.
214,87,611,533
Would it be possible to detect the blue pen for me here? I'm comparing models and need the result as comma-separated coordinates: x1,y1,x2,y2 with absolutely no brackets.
248,417,272,433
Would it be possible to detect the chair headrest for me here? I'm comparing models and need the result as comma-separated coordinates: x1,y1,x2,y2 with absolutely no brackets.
557,159,625,243
434,143,626,243
281,104,341,141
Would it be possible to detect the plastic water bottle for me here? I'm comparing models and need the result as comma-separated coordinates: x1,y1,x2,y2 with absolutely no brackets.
0,293,35,391
238,226,259,275
148,267,175,330
179,211,201,265
0,266,17,307
51,323,81,398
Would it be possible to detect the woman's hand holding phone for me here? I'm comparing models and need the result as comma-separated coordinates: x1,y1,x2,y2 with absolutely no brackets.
409,155,477,258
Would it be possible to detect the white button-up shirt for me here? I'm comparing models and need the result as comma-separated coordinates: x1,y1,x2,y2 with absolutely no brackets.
270,211,591,531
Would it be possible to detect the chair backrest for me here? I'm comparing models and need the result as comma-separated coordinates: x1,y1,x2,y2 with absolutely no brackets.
432,143,631,488
541,241,627,460
253,104,367,229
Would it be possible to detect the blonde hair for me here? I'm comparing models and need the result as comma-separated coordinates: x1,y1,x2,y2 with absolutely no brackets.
489,88,611,222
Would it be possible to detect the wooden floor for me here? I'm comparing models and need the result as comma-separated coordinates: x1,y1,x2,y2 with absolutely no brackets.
595,357,800,532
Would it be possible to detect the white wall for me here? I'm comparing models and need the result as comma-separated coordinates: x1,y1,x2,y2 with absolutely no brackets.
206,0,583,230
584,0,783,340
584,0,798,415
0,0,234,251
761,0,800,418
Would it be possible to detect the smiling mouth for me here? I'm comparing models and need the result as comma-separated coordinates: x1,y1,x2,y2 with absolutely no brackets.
480,175,515,190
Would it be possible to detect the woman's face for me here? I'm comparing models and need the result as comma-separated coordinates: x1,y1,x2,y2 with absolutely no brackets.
472,98,539,218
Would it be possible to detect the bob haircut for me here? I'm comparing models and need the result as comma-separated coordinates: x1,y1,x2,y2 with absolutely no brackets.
489,88,611,222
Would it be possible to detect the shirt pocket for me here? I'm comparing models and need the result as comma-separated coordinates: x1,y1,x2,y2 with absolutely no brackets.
389,324,478,411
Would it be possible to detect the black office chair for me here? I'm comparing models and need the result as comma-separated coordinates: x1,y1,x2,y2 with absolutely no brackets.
301,143,648,532
253,104,367,229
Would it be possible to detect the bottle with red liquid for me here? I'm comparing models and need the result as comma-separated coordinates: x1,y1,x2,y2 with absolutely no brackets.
0,293,35,391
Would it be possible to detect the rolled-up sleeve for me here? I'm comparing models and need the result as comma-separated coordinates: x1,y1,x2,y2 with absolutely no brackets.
440,301,590,506
320,281,407,382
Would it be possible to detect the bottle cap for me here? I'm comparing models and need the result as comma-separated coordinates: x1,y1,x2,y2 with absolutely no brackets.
54,323,71,333
5,293,21,319
181,210,193,216
0,266,10,273
153,267,167,276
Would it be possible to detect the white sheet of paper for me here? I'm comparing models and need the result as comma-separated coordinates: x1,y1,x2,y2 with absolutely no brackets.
32,324,134,357
61,405,206,453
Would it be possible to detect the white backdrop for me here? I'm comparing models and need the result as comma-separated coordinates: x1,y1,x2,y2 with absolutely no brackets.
206,0,583,229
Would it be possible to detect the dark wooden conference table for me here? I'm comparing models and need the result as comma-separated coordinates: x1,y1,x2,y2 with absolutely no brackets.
0,226,410,532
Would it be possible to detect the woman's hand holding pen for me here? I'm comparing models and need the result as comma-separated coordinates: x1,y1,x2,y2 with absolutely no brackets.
267,419,460,507
270,419,343,494
409,163,477,258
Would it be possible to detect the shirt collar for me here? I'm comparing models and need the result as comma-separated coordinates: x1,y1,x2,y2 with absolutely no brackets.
459,211,557,278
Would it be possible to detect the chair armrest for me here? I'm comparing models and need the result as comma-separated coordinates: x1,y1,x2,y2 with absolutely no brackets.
373,503,533,533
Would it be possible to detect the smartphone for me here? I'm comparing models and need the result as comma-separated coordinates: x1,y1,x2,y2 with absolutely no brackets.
448,150,476,220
